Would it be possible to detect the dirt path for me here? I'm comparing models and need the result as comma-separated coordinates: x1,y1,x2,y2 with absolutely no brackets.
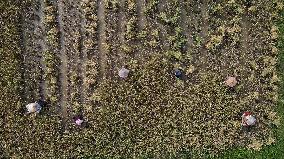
180,1,193,53
187,1,200,66
105,1,120,79
97,0,107,81
21,2,42,102
199,0,209,69
241,15,250,59
36,0,48,100
200,0,209,38
157,0,169,51
137,0,146,30
78,2,87,108
63,0,83,118
56,0,68,131
134,0,149,61
240,9,255,95
118,0,126,66
41,1,62,115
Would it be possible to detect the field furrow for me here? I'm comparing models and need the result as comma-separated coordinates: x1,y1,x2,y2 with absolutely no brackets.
137,0,146,30
36,0,48,99
183,1,201,71
239,2,254,93
157,0,168,51
180,0,191,53
118,0,126,65
21,1,42,102
78,2,87,110
97,0,108,81
105,0,120,78
199,0,209,69
62,0,83,127
56,0,68,131
200,0,209,39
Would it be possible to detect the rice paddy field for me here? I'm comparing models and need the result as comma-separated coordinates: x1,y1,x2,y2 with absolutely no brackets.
1,0,284,158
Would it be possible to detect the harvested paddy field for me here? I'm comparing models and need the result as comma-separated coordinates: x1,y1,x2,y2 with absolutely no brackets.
0,0,283,158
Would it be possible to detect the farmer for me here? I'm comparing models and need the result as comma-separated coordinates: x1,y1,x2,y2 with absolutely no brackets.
73,115,84,126
25,99,46,114
225,76,237,87
119,67,130,79
174,68,182,78
242,111,256,127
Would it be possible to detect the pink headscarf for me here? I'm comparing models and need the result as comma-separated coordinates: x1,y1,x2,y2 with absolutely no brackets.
75,118,84,126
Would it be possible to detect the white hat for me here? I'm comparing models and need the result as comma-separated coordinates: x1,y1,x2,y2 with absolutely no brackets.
225,76,237,87
26,103,41,113
245,115,256,126
118,68,130,78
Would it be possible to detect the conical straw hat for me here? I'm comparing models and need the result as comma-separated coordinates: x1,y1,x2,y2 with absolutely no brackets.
246,115,256,126
225,76,237,87
119,68,130,78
